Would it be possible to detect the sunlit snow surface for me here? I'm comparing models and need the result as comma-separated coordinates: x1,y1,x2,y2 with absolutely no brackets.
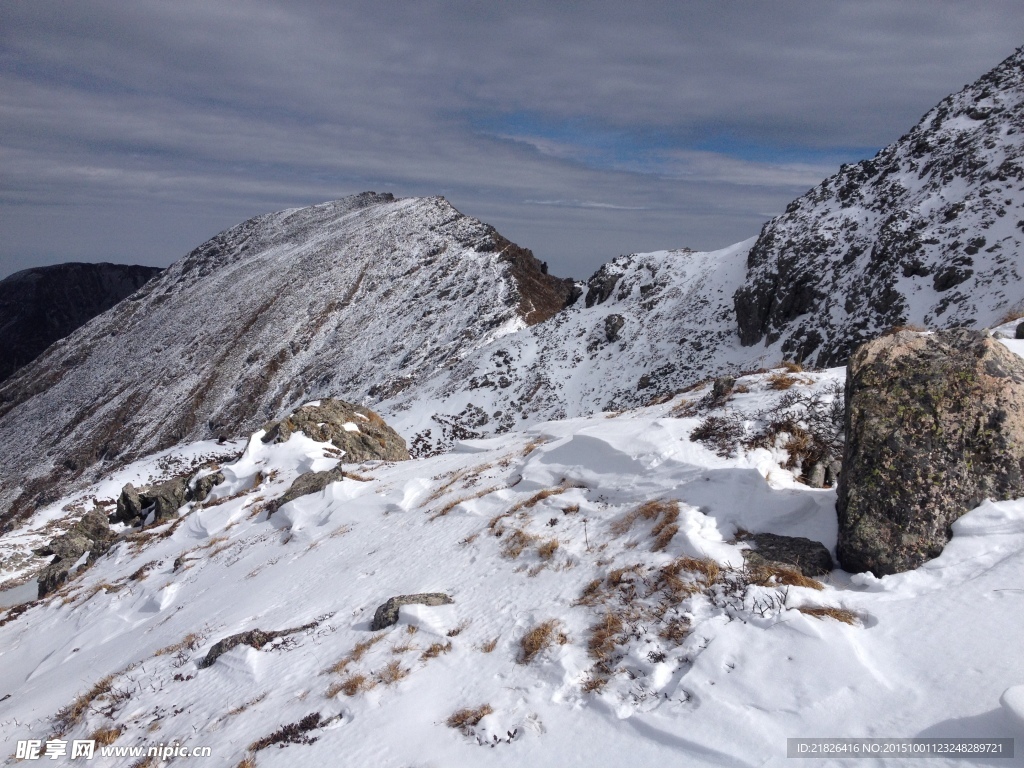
2,356,1023,767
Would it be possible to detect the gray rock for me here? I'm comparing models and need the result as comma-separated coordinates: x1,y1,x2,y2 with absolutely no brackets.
837,329,1024,575
743,532,833,577
115,483,142,522
189,471,225,503
1016,321,1024,340
113,476,189,525
198,621,318,668
370,593,454,631
35,508,116,598
604,314,625,343
806,461,827,489
262,399,410,463
267,466,345,516
710,376,735,406
824,460,842,487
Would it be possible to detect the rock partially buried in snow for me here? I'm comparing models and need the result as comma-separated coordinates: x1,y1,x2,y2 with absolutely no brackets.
837,329,1024,575
198,621,317,668
113,476,189,526
262,399,410,463
742,532,833,577
267,466,346,516
370,593,454,631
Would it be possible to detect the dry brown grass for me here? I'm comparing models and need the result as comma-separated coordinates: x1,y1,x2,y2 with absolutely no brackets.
479,637,498,653
430,485,502,521
587,611,625,662
375,660,409,685
345,472,373,482
510,487,568,514
522,437,551,456
235,757,257,768
797,606,859,625
500,528,539,559
767,372,799,390
391,641,416,655
537,539,560,560
575,578,607,607
228,692,267,715
421,641,452,660
610,499,668,535
154,632,203,657
581,674,609,693
89,726,122,746
746,562,824,590
447,620,470,637
518,619,564,664
335,674,374,697
650,505,680,551
659,617,691,644
997,307,1024,325
52,663,136,735
673,556,722,587
446,704,493,735
325,633,385,675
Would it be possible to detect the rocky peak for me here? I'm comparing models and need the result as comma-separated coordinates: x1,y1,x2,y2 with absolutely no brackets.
734,46,1024,366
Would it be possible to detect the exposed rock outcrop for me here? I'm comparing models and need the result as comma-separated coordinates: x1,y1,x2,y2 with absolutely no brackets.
33,508,116,597
370,593,454,631
114,477,189,526
742,532,833,577
198,621,317,668
837,329,1024,575
262,399,410,463
734,46,1024,366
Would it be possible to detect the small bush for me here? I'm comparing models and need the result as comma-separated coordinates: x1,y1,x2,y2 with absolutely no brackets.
691,415,745,457
446,704,493,735
500,529,538,559
250,712,322,751
537,539,559,560
518,620,563,664
375,660,409,685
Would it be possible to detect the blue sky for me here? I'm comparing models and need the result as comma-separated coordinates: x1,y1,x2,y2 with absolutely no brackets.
2,1,1024,280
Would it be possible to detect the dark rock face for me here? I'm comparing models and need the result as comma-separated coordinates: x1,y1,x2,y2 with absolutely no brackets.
113,477,189,526
370,593,454,631
190,471,225,503
1016,321,1024,340
837,329,1024,575
489,235,576,325
733,47,1024,367
743,533,834,577
0,263,161,383
604,314,625,343
262,399,410,463
267,466,345,516
34,508,116,597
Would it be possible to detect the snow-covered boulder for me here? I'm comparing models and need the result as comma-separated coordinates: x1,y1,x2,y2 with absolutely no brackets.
262,399,410,463
837,328,1024,574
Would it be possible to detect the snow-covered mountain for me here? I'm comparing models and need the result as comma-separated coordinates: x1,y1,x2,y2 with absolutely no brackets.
734,46,1024,366
0,193,572,529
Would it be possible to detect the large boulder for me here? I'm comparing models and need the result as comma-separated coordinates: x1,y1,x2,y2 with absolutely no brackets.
34,508,116,597
837,329,1024,575
262,399,410,462
742,532,833,577
113,476,189,526
370,593,454,631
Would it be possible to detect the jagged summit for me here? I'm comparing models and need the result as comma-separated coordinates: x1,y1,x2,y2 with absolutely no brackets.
734,45,1024,366
0,193,573,527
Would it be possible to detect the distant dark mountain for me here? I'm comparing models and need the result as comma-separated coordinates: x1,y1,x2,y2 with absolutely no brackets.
0,262,162,383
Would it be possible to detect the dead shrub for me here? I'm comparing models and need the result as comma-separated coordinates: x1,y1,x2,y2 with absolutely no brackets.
537,539,559,560
587,611,625,662
518,619,563,664
500,528,538,559
250,712,322,751
746,562,824,591
691,415,745,457
421,642,452,660
375,660,408,685
90,726,122,746
446,704,493,735
658,617,691,644
797,606,859,625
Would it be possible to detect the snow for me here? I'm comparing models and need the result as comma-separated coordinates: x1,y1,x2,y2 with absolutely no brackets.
2,368,1022,767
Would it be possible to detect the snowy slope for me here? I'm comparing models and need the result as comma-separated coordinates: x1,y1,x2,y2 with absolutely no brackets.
734,46,1024,366
1,360,1023,767
0,193,571,528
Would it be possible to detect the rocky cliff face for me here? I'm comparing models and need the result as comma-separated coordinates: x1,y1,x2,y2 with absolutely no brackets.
0,262,162,383
734,46,1024,366
0,193,572,529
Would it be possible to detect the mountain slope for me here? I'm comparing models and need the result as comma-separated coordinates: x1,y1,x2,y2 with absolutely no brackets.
0,193,572,528
734,46,1024,366
0,263,162,383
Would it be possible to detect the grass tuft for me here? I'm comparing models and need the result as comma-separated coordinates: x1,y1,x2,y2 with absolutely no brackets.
518,619,563,664
446,704,493,735
797,606,859,625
